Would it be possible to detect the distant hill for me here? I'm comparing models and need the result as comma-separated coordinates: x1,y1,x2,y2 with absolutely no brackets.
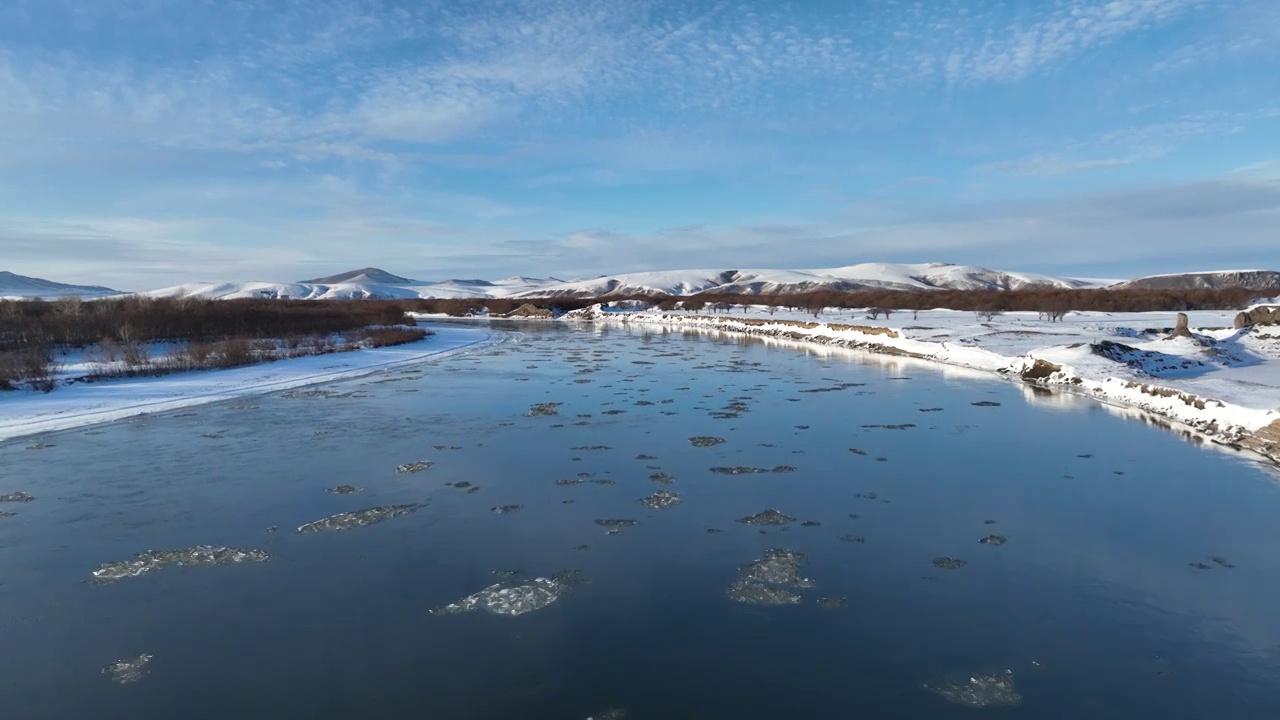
300,267,417,285
138,263,1102,301
1113,270,1280,292
0,271,117,299
65,262,1280,302
511,263,1097,298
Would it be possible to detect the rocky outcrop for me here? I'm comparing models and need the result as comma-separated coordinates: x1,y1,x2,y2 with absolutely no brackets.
1116,270,1280,291
1166,312,1194,339
501,303,556,318
1234,306,1280,329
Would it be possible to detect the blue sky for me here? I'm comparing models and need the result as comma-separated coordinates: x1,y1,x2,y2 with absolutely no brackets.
1,0,1278,289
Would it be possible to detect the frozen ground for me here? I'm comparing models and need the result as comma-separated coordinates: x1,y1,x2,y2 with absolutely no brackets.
0,326,494,441
563,305,1280,459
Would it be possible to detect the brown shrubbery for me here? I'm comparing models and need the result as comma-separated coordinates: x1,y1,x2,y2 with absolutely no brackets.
681,288,1262,316
0,296,416,351
0,297,429,391
0,345,57,392
402,287,1260,318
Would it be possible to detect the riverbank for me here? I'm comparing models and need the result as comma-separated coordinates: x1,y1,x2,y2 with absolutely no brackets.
0,326,495,441
563,306,1280,464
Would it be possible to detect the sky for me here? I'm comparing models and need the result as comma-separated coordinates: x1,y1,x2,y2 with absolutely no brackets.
1,0,1278,290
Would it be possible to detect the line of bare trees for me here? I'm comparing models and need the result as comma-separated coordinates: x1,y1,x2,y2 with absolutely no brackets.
0,296,415,351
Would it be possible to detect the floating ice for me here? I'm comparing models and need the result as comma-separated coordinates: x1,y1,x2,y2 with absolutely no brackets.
649,472,676,484
710,466,772,475
932,557,967,569
296,504,419,533
92,546,268,583
737,509,795,526
491,504,523,514
0,491,34,503
432,570,588,617
326,484,363,494
395,460,433,474
979,535,1007,545
102,654,152,684
926,671,1022,707
639,490,682,510
524,402,562,417
689,436,726,447
595,519,636,534
727,549,813,606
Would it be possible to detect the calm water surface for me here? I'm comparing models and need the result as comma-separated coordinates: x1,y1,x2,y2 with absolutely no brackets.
2,323,1280,719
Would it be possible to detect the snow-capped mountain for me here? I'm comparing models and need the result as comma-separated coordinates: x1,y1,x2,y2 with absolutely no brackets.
300,267,419,285
0,271,118,299
137,263,1102,301
32,264,1279,303
1113,270,1280,292
512,263,1096,298
141,271,565,301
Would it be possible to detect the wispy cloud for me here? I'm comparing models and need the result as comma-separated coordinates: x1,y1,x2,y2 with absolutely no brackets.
0,0,1276,284
975,154,1138,177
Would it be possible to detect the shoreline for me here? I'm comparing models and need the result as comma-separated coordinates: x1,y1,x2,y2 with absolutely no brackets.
565,309,1280,466
0,325,497,442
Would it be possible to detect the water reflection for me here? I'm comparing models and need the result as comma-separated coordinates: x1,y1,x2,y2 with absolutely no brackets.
0,322,1278,718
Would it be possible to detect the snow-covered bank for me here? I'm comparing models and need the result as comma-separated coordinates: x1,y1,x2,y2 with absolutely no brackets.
568,306,1280,463
0,326,495,442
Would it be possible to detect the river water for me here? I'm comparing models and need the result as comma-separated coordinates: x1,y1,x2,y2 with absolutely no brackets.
2,323,1279,719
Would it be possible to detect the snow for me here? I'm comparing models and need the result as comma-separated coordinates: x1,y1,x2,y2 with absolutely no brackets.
0,271,117,299
0,326,494,441
566,305,1280,454
126,262,1097,301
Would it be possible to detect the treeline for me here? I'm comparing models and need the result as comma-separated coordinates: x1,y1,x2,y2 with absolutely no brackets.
403,296,650,316
666,287,1263,314
0,296,415,351
406,287,1261,317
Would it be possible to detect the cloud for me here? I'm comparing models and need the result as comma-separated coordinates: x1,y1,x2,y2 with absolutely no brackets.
976,154,1138,177
971,112,1253,177
944,0,1204,83
0,1,1275,286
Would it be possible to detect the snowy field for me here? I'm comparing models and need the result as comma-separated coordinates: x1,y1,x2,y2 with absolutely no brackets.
548,304,1280,461
0,326,495,441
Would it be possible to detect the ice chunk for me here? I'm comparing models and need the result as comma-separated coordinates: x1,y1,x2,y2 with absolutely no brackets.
727,549,814,606
639,490,682,510
92,546,268,583
297,504,419,533
926,671,1022,707
432,570,588,617
395,461,433,474
102,654,152,684
737,509,795,526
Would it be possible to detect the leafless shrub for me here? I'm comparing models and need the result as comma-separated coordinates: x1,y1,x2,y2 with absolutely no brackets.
121,342,150,368
219,337,254,367
0,345,58,392
352,327,429,348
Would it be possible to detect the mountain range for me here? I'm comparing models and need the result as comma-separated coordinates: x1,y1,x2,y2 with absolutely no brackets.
2,265,1277,301
0,271,118,299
